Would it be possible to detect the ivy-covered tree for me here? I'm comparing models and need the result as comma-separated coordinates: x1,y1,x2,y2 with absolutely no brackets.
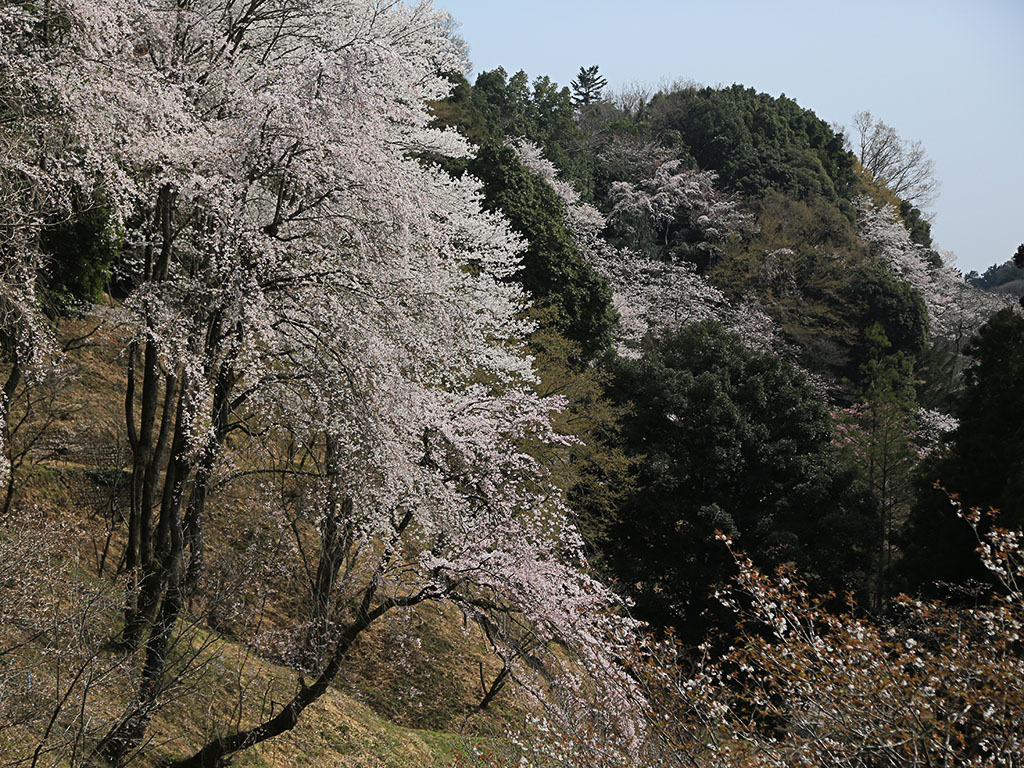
844,260,929,377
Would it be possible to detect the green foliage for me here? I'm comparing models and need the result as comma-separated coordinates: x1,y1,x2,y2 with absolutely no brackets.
467,142,615,359
858,323,916,400
845,261,929,377
835,324,920,609
709,193,928,387
901,309,1024,595
432,68,591,197
570,65,607,106
429,72,493,148
898,200,932,248
39,192,121,309
912,341,960,412
527,321,632,564
604,322,877,641
644,84,856,205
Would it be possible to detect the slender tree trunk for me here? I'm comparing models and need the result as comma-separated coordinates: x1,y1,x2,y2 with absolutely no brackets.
123,368,180,647
1,353,23,516
96,464,187,765
478,664,510,710
98,361,194,763
183,349,236,591
122,187,177,650
166,511,425,768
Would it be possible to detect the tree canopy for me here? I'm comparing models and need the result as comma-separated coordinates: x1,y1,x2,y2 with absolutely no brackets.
571,65,608,106
468,141,616,359
604,322,878,639
902,308,1024,595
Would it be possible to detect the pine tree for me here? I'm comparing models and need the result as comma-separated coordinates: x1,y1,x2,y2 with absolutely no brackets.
570,65,608,106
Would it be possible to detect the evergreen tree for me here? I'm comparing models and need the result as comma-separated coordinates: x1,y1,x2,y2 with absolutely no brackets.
571,65,608,106
468,141,615,359
605,322,877,642
901,309,1024,596
835,323,920,610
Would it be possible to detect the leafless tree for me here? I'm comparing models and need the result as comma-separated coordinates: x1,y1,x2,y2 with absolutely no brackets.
852,111,940,211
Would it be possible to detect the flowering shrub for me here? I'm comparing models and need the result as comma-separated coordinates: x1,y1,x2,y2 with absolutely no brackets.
495,499,1024,767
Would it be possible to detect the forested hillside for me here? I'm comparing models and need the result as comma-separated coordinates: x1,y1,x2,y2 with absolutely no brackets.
2,2,1022,767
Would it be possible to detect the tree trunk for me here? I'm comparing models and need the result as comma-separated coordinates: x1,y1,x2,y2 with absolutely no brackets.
96,456,187,765
122,187,177,651
478,664,510,710
183,350,236,591
305,437,354,667
165,584,416,768
1,353,23,516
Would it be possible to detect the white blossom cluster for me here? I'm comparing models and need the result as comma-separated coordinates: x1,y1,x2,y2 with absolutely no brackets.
511,139,777,357
0,1,642,758
856,198,1013,346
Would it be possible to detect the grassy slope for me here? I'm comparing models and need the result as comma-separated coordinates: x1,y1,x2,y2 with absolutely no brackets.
1,315,526,767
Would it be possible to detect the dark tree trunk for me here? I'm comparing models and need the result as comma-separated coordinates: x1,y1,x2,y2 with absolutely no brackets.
305,437,354,667
122,186,178,651
165,580,425,768
182,349,236,591
1,353,23,517
96,448,187,765
478,664,510,710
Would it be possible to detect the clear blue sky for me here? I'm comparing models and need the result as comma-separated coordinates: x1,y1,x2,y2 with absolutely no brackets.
434,0,1023,274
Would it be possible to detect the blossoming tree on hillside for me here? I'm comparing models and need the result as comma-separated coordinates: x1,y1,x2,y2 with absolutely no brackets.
511,139,776,357
1,1,639,764
856,198,1012,353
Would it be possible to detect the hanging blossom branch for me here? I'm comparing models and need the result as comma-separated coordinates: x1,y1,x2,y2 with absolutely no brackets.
0,2,82,487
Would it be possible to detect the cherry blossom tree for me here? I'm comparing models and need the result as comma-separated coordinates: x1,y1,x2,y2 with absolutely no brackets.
857,198,1012,354
606,160,754,267
0,4,73,496
3,1,639,764
511,140,776,357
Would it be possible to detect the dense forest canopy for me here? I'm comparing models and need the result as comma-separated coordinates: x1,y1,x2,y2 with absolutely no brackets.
1,2,1022,767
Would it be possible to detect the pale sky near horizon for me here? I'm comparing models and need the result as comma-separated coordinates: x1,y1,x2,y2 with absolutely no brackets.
434,0,1023,274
